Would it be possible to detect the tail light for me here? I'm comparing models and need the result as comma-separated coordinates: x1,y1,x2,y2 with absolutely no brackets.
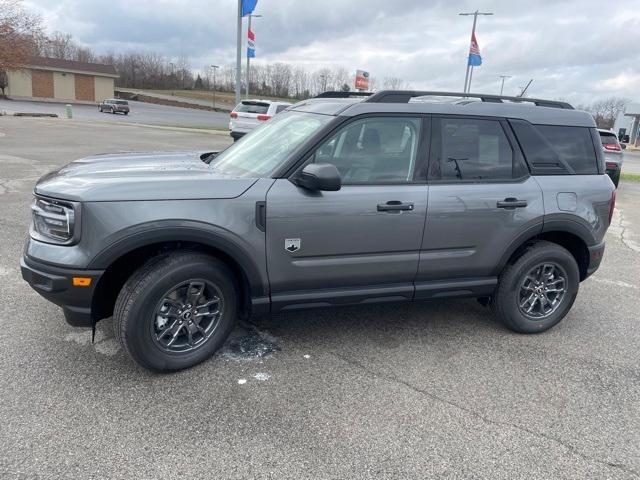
256,114,271,121
606,162,618,170
608,190,616,225
230,112,238,119
604,143,621,151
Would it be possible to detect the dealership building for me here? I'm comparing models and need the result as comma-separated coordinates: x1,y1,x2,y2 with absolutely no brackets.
5,57,118,103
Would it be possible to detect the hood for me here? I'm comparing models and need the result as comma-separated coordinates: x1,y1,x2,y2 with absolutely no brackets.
35,151,258,202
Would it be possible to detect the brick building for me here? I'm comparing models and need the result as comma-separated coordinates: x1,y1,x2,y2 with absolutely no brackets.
5,57,118,103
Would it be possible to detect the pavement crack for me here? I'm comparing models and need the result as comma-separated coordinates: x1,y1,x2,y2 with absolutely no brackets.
331,351,640,478
609,207,640,253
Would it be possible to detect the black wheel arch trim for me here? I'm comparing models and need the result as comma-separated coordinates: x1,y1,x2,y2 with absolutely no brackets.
87,222,268,297
493,215,597,276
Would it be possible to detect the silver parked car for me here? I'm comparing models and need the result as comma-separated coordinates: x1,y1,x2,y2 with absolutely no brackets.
22,90,615,371
598,129,624,187
99,99,130,115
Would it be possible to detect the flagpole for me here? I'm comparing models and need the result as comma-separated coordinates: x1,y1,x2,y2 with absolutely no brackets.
246,14,251,99
468,66,474,93
459,10,493,94
235,0,242,106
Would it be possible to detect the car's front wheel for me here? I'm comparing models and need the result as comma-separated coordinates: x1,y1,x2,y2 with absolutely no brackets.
113,252,237,371
492,241,579,333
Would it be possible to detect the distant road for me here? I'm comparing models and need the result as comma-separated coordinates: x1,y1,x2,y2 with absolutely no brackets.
0,98,230,129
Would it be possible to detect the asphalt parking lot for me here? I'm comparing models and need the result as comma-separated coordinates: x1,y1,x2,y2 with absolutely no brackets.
1,117,640,479
0,98,230,129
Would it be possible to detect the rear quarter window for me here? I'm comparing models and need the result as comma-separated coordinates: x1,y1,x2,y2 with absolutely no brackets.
509,120,599,175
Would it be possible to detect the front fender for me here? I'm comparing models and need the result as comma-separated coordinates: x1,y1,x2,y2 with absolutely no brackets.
88,220,268,297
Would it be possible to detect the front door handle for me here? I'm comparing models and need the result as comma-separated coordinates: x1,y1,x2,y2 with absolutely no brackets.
497,198,528,209
377,201,414,212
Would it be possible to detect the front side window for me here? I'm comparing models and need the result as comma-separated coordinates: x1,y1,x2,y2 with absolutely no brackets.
210,112,331,177
310,116,422,184
431,117,515,181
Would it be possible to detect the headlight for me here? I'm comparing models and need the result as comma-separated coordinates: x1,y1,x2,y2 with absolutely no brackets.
30,196,80,245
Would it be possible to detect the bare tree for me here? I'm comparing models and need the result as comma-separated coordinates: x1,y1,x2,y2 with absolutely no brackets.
0,0,41,94
384,76,410,90
587,97,628,129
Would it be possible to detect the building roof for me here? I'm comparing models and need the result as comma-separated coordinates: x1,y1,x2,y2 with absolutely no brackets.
27,57,118,78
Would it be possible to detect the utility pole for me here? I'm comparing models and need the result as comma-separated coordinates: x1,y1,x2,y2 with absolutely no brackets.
169,62,175,93
459,10,493,93
519,79,533,97
235,0,242,107
210,65,219,109
498,75,512,95
246,14,262,98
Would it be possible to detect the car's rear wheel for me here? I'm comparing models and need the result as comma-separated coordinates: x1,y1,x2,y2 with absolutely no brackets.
113,252,237,371
492,241,579,333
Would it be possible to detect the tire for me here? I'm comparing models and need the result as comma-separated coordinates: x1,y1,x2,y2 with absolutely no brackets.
111,107,116,114
113,252,237,371
492,241,580,334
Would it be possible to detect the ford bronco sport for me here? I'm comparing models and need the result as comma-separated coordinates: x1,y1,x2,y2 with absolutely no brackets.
21,91,616,371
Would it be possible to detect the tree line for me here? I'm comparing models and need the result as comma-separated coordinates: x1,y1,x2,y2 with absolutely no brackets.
31,32,409,99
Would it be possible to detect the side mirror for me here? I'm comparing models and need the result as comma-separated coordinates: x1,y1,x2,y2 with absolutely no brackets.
293,163,341,191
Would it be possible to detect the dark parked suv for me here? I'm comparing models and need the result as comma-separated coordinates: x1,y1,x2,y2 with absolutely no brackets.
22,91,616,371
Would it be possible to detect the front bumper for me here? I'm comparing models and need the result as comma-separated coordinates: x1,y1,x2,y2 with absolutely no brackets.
21,256,104,327
586,241,606,278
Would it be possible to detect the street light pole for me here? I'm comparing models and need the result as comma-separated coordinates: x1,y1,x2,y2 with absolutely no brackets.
246,14,262,99
210,65,219,109
498,75,512,95
459,10,493,93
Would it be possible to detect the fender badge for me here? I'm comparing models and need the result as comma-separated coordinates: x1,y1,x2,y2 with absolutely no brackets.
285,238,301,252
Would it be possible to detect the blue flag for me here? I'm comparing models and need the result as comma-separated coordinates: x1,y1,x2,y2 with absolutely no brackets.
467,31,482,66
242,0,258,16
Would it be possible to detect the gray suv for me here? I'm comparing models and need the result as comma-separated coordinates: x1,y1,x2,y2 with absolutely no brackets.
21,91,616,371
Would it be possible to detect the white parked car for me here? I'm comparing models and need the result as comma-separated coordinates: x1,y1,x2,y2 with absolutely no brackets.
229,100,292,141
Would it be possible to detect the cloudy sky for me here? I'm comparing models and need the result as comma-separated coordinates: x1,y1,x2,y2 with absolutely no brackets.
24,0,640,104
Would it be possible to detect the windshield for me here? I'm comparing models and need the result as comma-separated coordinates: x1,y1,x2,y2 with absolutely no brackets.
210,112,332,177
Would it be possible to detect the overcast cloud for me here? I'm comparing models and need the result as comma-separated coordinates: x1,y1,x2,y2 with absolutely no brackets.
23,0,640,104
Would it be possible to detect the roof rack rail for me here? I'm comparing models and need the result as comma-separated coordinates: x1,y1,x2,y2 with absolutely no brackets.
314,91,373,99
364,90,574,109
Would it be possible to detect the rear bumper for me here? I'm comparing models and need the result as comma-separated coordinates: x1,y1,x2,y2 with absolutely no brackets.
20,256,104,327
585,241,606,278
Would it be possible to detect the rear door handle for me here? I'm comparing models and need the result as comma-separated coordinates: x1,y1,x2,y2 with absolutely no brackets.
497,198,528,209
377,201,414,212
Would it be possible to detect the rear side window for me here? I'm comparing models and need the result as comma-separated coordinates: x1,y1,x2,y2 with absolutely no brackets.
275,104,289,114
510,120,599,174
235,102,269,114
430,117,518,181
